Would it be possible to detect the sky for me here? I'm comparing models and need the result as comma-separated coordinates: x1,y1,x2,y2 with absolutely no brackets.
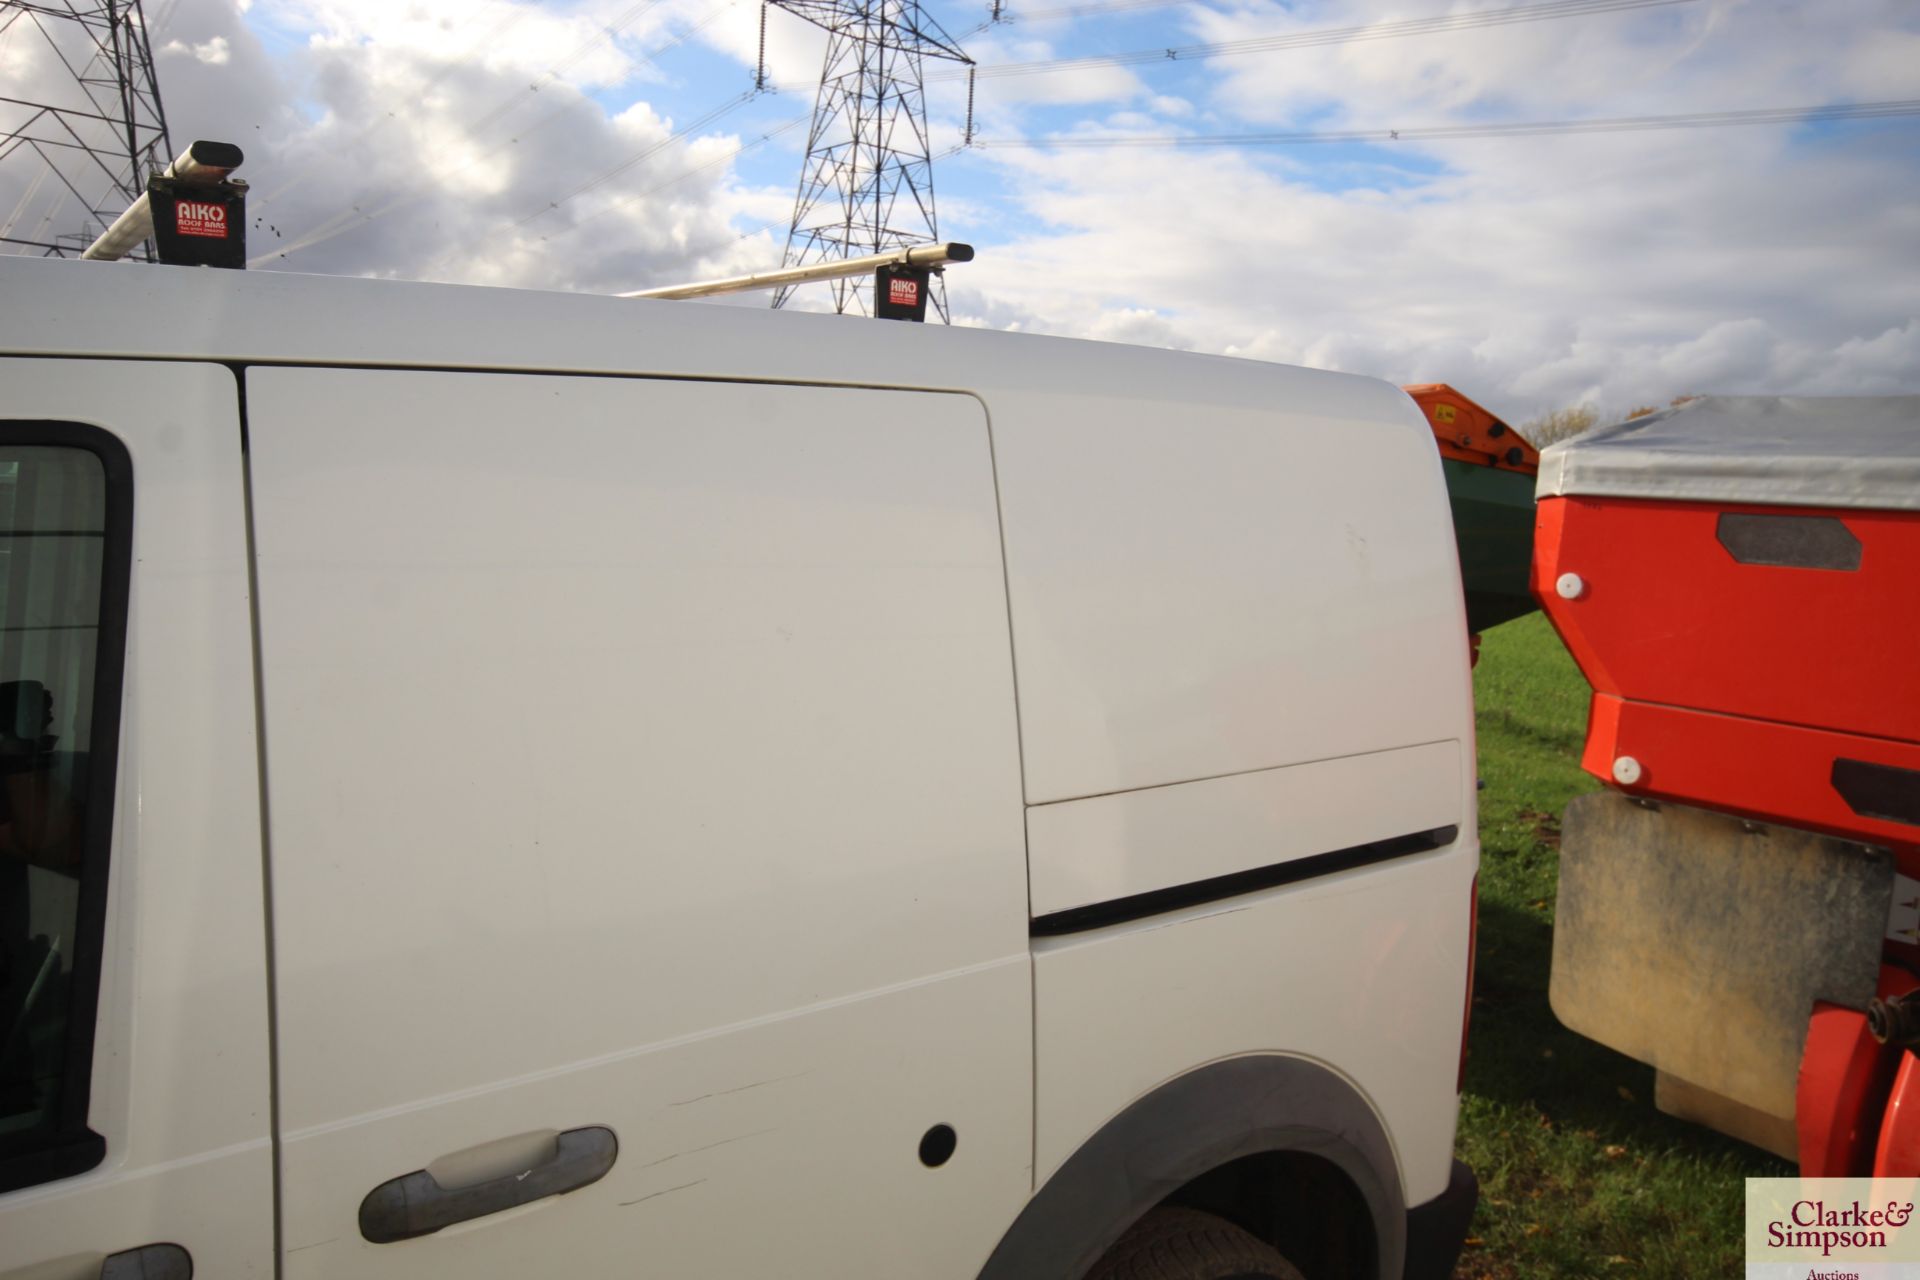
1,0,1916,423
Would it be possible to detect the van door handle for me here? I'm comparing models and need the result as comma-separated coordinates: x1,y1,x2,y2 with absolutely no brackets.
99,1244,192,1279
359,1125,619,1244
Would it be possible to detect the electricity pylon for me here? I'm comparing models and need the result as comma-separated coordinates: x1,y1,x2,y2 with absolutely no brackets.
765,0,971,320
0,0,172,257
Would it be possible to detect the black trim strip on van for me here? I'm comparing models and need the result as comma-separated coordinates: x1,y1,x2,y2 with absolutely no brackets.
1029,825,1460,938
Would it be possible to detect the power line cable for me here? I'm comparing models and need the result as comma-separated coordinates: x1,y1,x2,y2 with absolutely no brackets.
609,0,741,68
422,107,802,269
0,1,29,52
733,214,786,241
509,89,757,229
258,86,766,267
413,110,805,280
957,0,1207,36
532,111,810,243
994,0,1202,24
465,1,741,162
940,0,1700,80
261,0,723,222
0,156,52,239
263,1,743,260
459,112,810,283
964,98,1920,148
467,0,680,135
254,2,534,207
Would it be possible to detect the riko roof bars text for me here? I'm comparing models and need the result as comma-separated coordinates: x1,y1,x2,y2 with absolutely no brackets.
84,141,248,269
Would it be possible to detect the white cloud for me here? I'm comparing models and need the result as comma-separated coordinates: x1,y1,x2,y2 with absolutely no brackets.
2,0,1914,423
943,0,1920,418
162,35,232,64
697,0,831,96
89,0,774,294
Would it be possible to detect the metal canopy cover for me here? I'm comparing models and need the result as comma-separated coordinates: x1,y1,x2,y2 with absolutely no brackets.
1537,395,1920,511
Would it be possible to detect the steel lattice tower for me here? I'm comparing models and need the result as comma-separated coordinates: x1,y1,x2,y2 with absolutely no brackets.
0,0,172,257
768,0,970,320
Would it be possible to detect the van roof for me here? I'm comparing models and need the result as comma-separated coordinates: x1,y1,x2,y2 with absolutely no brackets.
0,255,1410,423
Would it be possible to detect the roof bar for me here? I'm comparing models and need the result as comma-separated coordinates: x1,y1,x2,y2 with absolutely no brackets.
621,242,974,300
83,140,245,262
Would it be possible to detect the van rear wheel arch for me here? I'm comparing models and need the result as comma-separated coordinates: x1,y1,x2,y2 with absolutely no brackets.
977,1056,1405,1280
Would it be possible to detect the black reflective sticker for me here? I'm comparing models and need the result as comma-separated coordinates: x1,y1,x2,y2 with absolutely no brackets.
1716,513,1861,571
1833,759,1920,828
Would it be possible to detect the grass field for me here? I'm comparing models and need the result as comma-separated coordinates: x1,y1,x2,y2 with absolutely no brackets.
1456,612,1790,1278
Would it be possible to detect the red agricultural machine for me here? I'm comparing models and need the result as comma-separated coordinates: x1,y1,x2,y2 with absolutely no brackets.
1526,396,1920,1174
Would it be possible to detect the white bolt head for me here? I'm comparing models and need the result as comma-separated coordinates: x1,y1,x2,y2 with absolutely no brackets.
1613,755,1643,786
1556,572,1586,600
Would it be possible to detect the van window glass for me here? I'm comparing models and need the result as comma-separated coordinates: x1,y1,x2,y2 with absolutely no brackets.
0,443,115,1187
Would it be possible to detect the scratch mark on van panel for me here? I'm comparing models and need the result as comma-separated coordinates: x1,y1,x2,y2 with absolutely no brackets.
668,1071,809,1107
640,1127,778,1168
287,1238,339,1254
619,1178,707,1207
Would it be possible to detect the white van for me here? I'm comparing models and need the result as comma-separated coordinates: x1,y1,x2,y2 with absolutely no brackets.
0,254,1478,1280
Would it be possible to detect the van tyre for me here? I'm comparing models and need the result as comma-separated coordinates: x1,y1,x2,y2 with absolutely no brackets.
1085,1207,1307,1280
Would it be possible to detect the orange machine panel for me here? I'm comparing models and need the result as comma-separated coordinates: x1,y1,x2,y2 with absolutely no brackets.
1404,383,1539,474
1535,494,1920,855
1874,1049,1920,1177
1801,966,1918,1177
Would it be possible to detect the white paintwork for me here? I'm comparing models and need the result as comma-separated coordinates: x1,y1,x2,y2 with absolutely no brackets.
0,360,273,1278
244,369,1030,1276
1033,841,1477,1206
1027,741,1461,917
0,257,1472,807
988,377,1470,804
0,256,1479,1276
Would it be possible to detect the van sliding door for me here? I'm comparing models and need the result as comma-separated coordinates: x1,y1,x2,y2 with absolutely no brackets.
246,368,1031,1279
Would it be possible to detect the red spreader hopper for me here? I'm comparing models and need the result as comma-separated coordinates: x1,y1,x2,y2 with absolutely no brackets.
1539,396,1920,1174
1535,396,1920,861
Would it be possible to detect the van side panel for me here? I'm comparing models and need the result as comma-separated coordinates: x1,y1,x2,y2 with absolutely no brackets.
0,360,272,1276
993,362,1480,1253
245,369,1030,1277
1033,842,1476,1215
991,373,1468,806
1026,741,1460,918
